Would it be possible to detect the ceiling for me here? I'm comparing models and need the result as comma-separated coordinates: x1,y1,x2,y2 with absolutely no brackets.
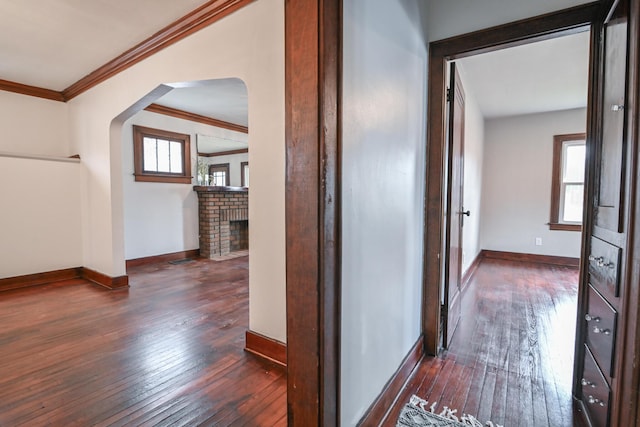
154,79,249,127
152,32,589,128
197,132,248,154
0,0,208,91
456,30,590,118
0,0,250,127
0,1,588,124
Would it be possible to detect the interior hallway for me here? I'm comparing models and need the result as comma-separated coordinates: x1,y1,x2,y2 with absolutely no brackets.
0,256,286,426
387,258,585,427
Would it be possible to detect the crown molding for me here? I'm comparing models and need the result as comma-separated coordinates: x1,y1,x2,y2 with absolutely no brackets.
61,0,254,101
0,79,65,102
145,103,248,133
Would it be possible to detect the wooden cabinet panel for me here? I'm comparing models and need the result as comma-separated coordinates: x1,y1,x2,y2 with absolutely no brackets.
588,237,622,299
574,0,639,426
586,285,618,378
596,6,628,232
582,344,612,427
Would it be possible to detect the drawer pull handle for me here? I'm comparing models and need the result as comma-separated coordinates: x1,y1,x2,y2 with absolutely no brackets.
588,395,606,407
585,314,601,322
581,378,597,388
589,255,615,269
600,259,615,269
593,327,611,335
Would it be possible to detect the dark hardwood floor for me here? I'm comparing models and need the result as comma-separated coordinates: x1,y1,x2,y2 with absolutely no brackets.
0,256,286,426
387,258,585,427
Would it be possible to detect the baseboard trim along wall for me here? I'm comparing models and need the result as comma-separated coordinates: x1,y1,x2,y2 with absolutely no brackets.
244,330,287,367
0,267,129,292
125,249,200,269
81,267,129,290
359,334,425,426
0,267,82,292
461,252,483,291
481,250,580,267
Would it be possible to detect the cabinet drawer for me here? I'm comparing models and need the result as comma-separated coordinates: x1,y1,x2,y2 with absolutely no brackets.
588,237,621,298
585,284,617,378
582,344,611,427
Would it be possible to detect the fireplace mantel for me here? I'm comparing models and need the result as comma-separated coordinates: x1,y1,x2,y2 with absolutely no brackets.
194,186,249,258
193,186,248,193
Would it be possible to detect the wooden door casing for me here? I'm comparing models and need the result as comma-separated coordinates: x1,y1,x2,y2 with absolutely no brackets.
422,2,600,358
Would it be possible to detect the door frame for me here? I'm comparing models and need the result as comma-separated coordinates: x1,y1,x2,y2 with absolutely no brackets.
421,2,602,356
284,0,342,425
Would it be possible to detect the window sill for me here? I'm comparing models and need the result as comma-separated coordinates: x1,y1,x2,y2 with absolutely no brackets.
548,223,582,232
134,174,192,184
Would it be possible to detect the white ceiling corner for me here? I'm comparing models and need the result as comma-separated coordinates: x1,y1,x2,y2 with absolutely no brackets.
456,30,590,119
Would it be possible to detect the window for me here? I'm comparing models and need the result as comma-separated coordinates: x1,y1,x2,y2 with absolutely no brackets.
209,163,230,186
241,161,249,187
133,125,191,184
549,133,586,231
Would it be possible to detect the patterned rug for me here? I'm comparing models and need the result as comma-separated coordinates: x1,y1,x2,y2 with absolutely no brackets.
397,395,503,427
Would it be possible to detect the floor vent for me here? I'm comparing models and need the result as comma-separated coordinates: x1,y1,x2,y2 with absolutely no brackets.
168,258,194,265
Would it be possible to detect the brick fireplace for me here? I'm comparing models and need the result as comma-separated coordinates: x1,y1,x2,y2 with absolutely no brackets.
194,186,248,258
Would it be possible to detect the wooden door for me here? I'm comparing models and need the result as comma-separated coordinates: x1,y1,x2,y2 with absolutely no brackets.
443,63,466,348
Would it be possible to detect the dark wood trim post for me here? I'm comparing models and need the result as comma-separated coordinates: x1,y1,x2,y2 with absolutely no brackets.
285,0,341,425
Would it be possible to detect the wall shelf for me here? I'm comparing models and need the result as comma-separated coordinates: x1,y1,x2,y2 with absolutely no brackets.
0,151,80,164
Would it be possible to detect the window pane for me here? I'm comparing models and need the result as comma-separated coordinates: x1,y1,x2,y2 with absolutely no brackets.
170,141,183,173
243,164,249,187
563,143,585,182
143,137,157,172
212,171,226,186
156,139,170,172
563,184,584,222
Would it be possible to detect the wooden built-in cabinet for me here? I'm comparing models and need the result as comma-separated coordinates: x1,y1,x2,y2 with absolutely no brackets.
574,0,639,426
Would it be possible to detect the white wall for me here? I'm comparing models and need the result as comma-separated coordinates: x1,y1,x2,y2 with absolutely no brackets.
0,91,70,156
0,156,82,278
480,108,586,257
458,81,485,272
0,90,81,279
121,110,250,260
341,0,427,424
66,0,285,342
426,0,594,42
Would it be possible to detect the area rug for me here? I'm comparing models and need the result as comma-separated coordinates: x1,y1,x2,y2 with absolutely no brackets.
397,395,503,427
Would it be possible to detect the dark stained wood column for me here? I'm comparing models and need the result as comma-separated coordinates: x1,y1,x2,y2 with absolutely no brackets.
285,0,341,426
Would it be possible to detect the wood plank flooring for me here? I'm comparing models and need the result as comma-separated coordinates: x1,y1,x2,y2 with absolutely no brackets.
0,256,286,426
386,258,586,427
